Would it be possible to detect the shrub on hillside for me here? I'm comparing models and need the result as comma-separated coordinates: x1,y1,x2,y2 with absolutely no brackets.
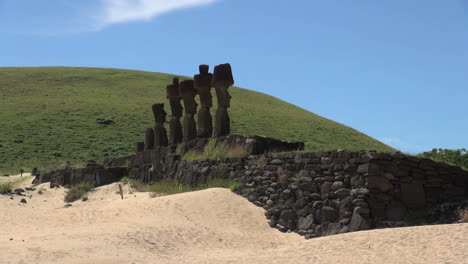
418,148,468,169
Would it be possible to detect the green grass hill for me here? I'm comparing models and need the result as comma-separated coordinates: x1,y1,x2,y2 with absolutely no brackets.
0,67,394,174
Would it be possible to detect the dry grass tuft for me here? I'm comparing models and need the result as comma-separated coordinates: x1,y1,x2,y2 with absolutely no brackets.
183,139,248,161
256,155,268,168
277,167,289,184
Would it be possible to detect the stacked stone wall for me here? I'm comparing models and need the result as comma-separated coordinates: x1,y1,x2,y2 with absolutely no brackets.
160,150,468,237
34,150,468,239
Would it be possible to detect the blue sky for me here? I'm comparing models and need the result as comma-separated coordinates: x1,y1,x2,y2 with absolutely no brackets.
1,0,467,153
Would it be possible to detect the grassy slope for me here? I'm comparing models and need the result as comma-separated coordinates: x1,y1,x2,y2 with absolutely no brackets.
0,67,394,173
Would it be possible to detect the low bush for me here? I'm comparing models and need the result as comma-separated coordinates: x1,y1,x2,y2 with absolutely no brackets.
229,182,241,192
0,183,12,194
119,176,130,183
64,183,94,202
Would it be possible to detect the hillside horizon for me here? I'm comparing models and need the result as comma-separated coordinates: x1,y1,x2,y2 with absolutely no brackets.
0,67,394,174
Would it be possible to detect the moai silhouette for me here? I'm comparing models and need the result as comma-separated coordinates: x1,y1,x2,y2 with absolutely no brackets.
166,77,183,145
144,128,155,150
212,63,234,138
135,142,144,153
152,103,168,147
179,80,198,141
194,64,213,138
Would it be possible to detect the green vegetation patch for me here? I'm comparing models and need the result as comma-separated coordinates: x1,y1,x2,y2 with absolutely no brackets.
183,139,248,160
418,148,468,170
64,182,94,202
0,67,394,174
0,183,12,194
128,178,240,195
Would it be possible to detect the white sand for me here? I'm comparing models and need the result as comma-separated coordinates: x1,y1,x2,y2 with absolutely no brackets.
0,179,466,264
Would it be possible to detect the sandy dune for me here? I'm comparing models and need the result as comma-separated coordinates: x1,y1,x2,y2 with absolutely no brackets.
0,178,466,264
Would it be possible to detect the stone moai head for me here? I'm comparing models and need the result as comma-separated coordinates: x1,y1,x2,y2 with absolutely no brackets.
194,64,213,108
212,63,234,87
166,77,180,98
179,80,198,114
152,103,167,124
212,63,234,108
199,64,209,74
166,78,183,117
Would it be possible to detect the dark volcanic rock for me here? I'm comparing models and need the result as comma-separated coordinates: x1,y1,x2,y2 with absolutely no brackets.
278,210,296,230
297,214,314,230
320,206,338,223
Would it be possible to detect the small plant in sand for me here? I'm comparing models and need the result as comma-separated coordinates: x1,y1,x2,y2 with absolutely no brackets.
64,183,94,203
119,177,130,184
229,182,241,192
0,183,12,194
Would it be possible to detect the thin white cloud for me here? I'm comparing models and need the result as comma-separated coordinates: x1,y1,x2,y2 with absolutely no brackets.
379,137,426,154
96,0,219,29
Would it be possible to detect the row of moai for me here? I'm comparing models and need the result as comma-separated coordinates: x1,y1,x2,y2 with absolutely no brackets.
137,63,234,152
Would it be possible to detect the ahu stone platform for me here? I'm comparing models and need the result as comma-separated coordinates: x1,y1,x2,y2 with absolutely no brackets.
33,149,468,239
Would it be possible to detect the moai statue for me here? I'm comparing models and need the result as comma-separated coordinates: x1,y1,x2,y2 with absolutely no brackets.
194,64,214,138
144,128,155,150
179,80,198,141
166,77,184,145
212,63,234,138
152,103,168,147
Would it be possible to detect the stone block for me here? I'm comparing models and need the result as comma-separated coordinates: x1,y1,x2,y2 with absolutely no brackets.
385,201,407,221
368,175,393,192
297,214,315,230
401,183,426,208
349,213,371,231
320,206,338,223
357,163,380,174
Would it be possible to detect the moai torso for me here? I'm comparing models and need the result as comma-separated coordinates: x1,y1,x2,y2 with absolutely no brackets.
144,128,155,150
166,77,183,145
152,103,168,147
135,142,144,153
180,80,198,115
179,80,198,141
194,65,213,138
166,78,183,118
212,63,234,137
